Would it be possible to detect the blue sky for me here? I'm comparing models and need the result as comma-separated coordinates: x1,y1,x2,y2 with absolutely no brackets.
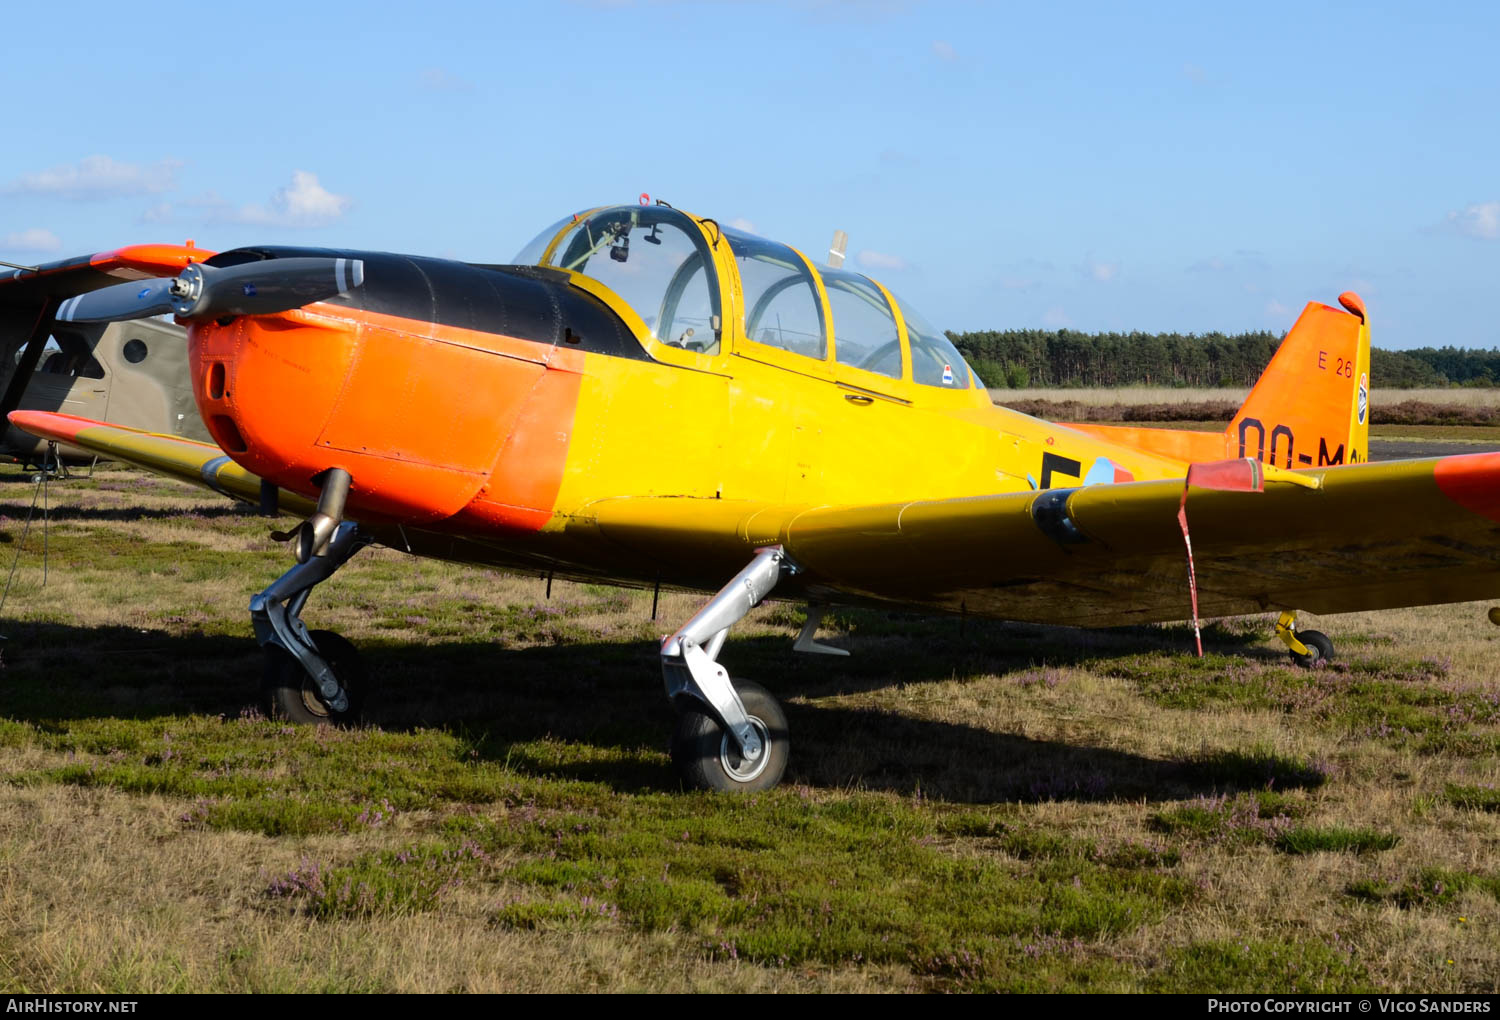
2,0,1496,349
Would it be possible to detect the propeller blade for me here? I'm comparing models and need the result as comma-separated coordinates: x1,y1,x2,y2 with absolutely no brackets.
55,277,177,323
179,257,365,319
53,256,365,325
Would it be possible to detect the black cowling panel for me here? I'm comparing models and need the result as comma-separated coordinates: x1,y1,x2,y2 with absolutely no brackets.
206,247,651,362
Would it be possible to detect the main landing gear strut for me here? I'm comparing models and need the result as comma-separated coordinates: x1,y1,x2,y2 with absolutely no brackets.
251,469,371,724
661,546,796,792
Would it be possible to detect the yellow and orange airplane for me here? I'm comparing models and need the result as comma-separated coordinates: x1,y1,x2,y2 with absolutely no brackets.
7,200,1500,791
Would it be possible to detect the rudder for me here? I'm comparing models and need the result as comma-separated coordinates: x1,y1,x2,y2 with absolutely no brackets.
1227,293,1369,470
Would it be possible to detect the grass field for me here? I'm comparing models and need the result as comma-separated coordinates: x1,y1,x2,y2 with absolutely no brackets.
1,465,1498,992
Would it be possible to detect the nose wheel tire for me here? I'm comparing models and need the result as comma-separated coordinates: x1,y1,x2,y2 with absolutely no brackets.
261,629,366,725
1288,629,1334,669
671,679,788,793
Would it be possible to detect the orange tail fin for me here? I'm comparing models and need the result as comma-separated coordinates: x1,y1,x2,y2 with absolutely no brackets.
1227,293,1370,469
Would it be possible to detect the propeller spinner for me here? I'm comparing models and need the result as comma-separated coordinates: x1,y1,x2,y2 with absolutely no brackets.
55,256,364,324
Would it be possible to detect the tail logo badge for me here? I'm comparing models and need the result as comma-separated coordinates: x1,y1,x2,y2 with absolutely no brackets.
1357,373,1368,426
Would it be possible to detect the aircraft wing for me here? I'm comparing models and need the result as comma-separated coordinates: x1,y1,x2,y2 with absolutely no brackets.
1,244,207,303
8,410,314,517
17,404,1500,627
584,454,1500,627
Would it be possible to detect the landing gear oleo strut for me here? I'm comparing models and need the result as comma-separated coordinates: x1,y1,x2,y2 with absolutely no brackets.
661,546,795,792
251,469,371,723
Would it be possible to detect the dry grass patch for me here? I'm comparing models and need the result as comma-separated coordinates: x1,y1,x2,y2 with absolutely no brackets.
2,465,1499,992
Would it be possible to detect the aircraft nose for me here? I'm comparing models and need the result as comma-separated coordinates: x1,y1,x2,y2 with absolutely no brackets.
191,314,357,469
189,307,576,525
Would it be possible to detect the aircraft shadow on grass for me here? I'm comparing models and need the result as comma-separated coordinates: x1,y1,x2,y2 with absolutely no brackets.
2,619,1311,805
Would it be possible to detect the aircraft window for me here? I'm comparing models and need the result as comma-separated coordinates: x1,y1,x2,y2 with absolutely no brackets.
547,207,720,353
724,228,826,361
895,295,971,390
123,339,148,364
35,335,105,380
510,212,584,266
823,268,901,380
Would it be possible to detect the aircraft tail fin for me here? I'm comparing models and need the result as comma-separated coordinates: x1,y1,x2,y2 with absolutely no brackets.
1226,293,1370,469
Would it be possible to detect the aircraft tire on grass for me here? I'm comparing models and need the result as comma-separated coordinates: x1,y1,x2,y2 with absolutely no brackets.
262,629,367,725
1288,629,1335,669
671,679,789,793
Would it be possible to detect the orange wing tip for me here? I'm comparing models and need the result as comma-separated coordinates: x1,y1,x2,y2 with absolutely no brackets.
1338,291,1367,322
6,409,99,444
1435,452,1500,523
89,243,217,276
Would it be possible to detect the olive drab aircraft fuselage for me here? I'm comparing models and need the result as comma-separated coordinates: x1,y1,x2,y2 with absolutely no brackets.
11,201,1500,792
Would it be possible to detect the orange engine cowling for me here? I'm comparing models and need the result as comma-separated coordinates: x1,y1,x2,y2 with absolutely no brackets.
182,246,649,533
189,307,576,528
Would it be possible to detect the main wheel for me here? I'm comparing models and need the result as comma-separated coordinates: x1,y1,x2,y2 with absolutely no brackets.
1288,629,1334,669
671,679,788,793
261,629,366,725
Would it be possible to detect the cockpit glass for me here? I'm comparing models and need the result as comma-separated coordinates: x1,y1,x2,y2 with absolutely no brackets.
822,268,901,379
510,213,583,266
894,294,971,389
724,228,826,361
544,207,721,353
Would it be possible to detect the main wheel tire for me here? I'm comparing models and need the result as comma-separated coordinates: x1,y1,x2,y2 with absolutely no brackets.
1288,629,1334,669
671,679,788,793
262,629,367,725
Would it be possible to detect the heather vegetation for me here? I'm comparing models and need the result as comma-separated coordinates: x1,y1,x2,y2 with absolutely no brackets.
1,465,1497,992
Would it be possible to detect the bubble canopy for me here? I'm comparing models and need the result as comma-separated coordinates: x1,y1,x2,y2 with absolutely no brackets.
513,205,976,389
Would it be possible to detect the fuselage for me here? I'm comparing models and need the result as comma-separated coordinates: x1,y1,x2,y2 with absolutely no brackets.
186,207,1194,590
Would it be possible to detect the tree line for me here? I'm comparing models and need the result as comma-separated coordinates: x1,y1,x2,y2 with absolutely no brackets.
946,328,1500,389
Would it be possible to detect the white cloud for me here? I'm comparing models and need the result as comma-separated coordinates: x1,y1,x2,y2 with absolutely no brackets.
931,40,957,62
8,155,180,200
209,171,352,228
1,228,61,253
857,248,907,271
1446,201,1500,240
1086,258,1119,282
1266,299,1291,318
139,202,174,224
727,217,757,233
419,67,474,92
1041,306,1072,328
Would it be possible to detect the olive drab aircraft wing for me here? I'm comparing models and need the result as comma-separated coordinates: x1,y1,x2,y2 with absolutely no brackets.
9,199,1500,794
0,246,212,462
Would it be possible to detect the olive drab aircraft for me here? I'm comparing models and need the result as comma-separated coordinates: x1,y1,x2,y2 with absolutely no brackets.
0,256,208,463
8,199,1500,793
